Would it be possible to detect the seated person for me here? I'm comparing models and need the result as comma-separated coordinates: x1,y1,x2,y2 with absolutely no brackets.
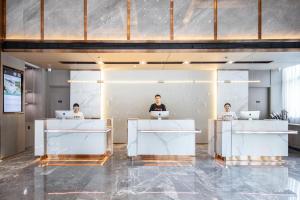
72,103,84,120
218,102,237,120
149,94,167,112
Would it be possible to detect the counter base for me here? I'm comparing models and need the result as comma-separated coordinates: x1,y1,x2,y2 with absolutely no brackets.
215,154,285,166
129,155,195,166
39,153,111,167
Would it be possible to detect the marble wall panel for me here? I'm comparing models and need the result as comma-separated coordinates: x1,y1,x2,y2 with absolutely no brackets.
6,0,40,39
262,0,300,39
131,0,170,40
44,0,84,40
103,70,215,143
218,0,258,39
88,0,127,40
174,0,214,40
70,71,101,118
217,70,248,115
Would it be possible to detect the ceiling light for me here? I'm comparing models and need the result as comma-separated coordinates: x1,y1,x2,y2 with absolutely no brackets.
227,60,234,64
139,61,147,65
68,80,99,83
47,68,52,72
183,61,190,64
97,61,104,65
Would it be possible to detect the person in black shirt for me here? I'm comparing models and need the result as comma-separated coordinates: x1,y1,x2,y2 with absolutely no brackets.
149,94,167,112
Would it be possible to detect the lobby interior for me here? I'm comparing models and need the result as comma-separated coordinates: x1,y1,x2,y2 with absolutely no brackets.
0,0,300,200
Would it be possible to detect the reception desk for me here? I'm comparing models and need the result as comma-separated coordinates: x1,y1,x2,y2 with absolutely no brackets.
35,119,113,160
128,119,201,157
208,119,297,164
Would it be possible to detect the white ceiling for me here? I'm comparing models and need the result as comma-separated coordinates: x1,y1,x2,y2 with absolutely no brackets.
7,51,300,71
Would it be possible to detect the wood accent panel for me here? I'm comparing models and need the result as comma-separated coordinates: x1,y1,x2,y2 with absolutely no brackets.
40,0,44,40
84,0,87,40
170,0,174,40
1,0,6,40
214,0,218,40
127,0,131,40
258,0,262,39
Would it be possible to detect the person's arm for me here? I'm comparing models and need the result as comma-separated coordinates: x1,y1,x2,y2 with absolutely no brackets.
233,112,238,120
217,113,223,120
162,104,167,111
149,104,153,112
80,112,84,120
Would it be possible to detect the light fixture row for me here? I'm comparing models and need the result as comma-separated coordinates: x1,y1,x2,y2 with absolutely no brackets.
68,80,260,84
97,61,193,65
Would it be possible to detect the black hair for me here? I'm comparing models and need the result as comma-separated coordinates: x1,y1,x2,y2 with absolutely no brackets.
155,94,161,98
73,103,80,108
224,103,231,107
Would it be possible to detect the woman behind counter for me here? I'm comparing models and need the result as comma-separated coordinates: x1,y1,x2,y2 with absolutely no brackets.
72,103,84,120
218,102,237,120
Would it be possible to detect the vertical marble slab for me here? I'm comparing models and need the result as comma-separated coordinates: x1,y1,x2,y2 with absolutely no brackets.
262,0,300,39
218,0,258,39
217,70,248,115
131,0,170,40
44,0,84,40
6,0,40,39
70,71,101,118
88,0,127,40
34,120,45,156
174,0,214,40
207,119,215,157
215,120,232,157
127,119,138,156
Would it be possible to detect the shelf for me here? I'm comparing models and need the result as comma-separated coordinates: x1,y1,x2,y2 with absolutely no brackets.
138,130,202,134
44,129,111,133
233,130,298,134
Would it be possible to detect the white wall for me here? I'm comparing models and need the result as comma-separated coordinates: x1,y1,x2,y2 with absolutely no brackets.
70,71,101,118
102,70,216,143
217,70,249,115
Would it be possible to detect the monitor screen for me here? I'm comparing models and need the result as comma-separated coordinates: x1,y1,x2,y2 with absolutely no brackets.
3,66,23,113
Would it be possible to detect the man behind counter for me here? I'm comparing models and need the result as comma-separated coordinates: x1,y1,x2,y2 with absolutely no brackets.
149,94,167,112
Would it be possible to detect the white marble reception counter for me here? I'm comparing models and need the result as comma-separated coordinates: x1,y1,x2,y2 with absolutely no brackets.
208,119,297,162
35,119,113,157
127,119,201,157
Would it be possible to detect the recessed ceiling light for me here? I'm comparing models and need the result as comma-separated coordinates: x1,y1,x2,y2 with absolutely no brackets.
139,61,147,65
183,61,190,64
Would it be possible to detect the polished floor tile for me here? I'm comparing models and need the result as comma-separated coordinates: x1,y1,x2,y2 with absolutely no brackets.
1,145,300,200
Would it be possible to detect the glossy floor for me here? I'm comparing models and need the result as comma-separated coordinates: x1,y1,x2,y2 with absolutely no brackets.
1,145,300,200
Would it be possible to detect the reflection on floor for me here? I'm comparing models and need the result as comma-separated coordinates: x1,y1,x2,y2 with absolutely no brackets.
1,144,300,200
